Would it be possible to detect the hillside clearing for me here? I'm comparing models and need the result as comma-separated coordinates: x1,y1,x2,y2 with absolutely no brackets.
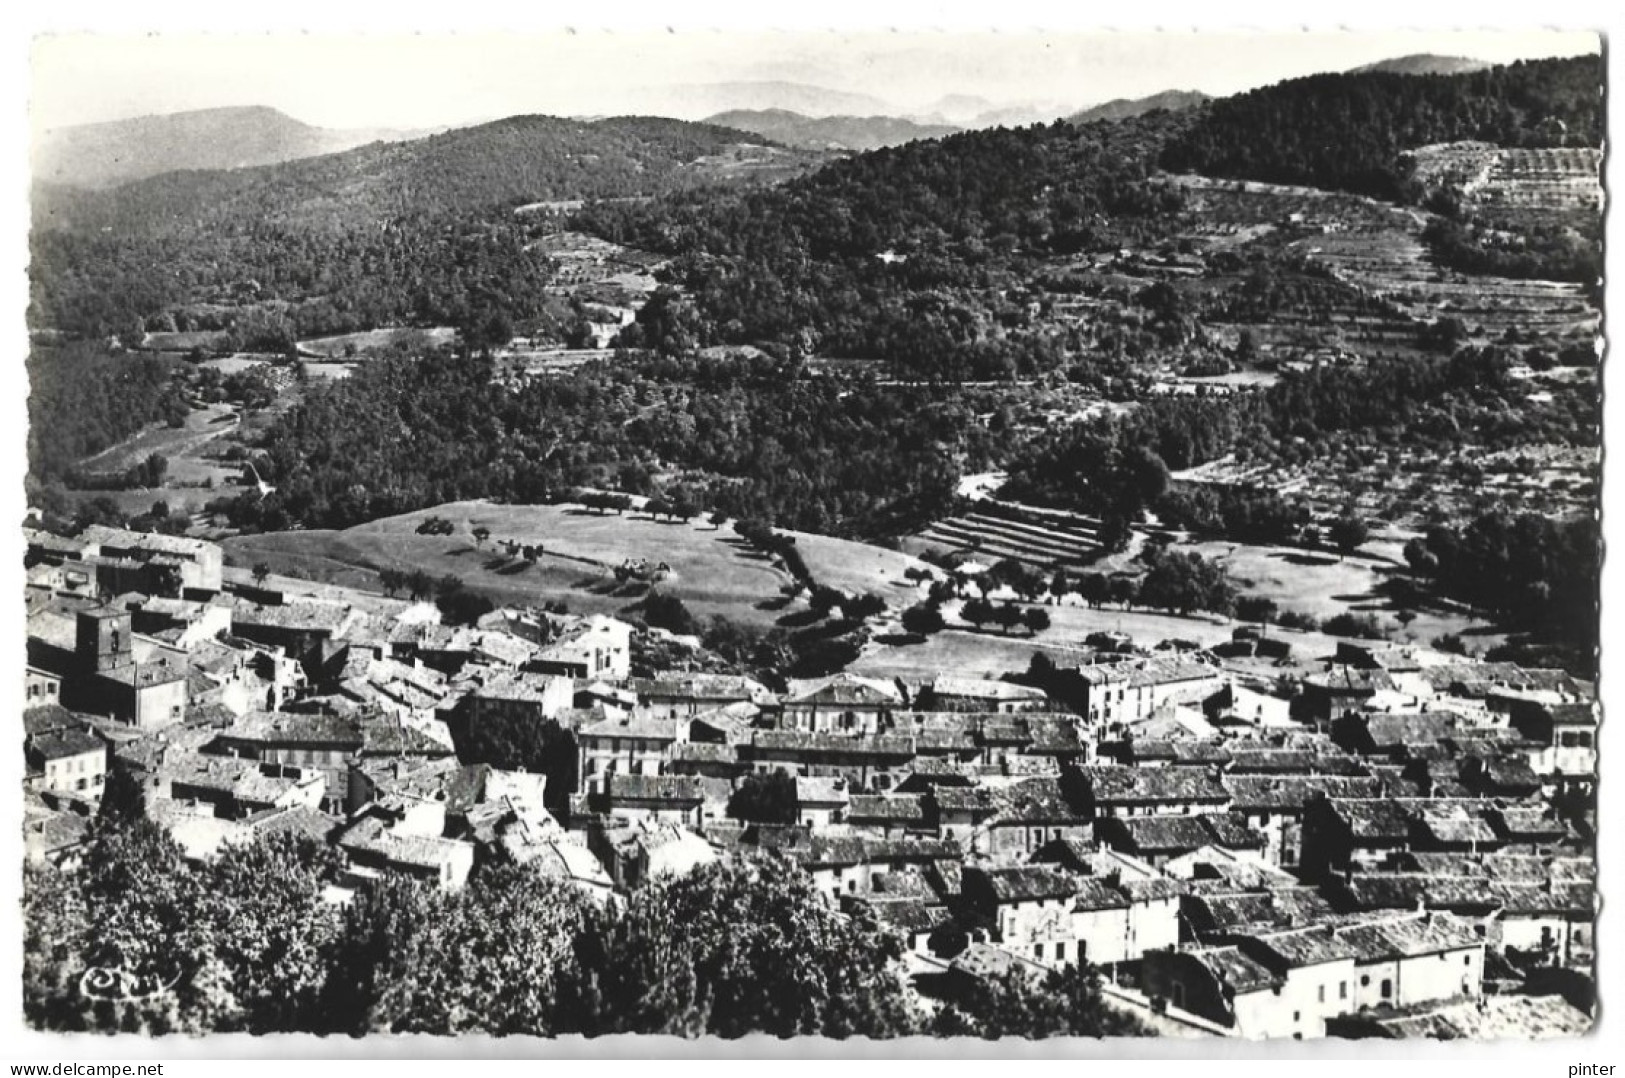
221,499,930,628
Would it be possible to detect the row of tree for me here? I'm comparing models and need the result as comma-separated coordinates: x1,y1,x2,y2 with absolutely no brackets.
25,807,1144,1038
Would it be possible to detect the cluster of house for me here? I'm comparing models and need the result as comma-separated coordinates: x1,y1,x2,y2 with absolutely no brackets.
20,524,1597,1039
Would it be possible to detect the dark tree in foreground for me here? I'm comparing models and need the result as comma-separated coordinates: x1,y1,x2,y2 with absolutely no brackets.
454,710,578,812
962,596,994,629
726,769,799,826
571,856,921,1039
98,758,148,826
437,586,495,627
1235,596,1278,628
931,964,1153,1039
25,819,345,1035
639,589,700,636
1328,515,1370,559
378,567,405,596
901,603,946,636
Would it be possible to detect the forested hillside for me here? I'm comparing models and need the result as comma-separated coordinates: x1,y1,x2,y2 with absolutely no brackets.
1161,55,1603,201
39,116,786,232
216,350,1000,539
26,344,190,485
577,112,1191,379
29,116,814,340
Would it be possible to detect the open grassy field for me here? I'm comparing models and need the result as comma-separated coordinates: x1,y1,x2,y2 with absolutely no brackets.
221,499,931,628
853,589,1404,681
791,531,935,600
850,628,1094,681
1182,539,1503,649
297,326,457,359
72,402,247,517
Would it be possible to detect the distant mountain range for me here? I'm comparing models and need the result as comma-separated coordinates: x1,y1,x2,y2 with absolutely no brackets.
1068,90,1212,125
30,53,1532,196
620,80,894,121
1351,54,1494,76
703,109,961,151
32,105,430,189
907,95,1076,129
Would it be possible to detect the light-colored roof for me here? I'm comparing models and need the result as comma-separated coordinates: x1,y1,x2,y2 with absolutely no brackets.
80,524,216,559
1367,994,1592,1039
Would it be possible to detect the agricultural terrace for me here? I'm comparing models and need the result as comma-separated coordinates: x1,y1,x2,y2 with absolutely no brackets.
905,505,1104,571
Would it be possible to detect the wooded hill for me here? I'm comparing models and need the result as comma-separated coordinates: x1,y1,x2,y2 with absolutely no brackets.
1161,55,1603,201
29,115,820,340
36,115,798,234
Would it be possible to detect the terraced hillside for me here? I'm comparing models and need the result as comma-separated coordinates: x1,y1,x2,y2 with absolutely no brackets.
1411,142,1605,225
1164,170,1600,360
906,506,1104,570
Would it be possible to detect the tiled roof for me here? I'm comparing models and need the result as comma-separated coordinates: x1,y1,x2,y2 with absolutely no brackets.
1307,666,1398,694
221,711,365,747
748,730,915,757
1073,877,1132,912
986,776,1086,823
1023,717,1084,754
228,598,354,632
1487,806,1567,841
1226,748,1318,773
1223,775,1386,811
1361,711,1461,749
847,794,926,822
1187,889,1337,935
794,775,851,806
784,834,958,868
1082,766,1228,805
468,671,569,703
628,674,775,703
670,742,739,764
968,864,1078,904
1104,813,1263,855
783,673,901,708
1362,994,1592,1040
1243,926,1359,969
24,705,86,737
950,943,1048,983
578,714,685,740
1333,912,1481,961
606,773,703,804
28,728,103,761
1114,875,1187,903
80,524,214,558
96,661,188,688
1333,873,1594,918
246,804,341,844
1412,805,1498,846
1171,741,1232,765
1068,656,1219,688
868,899,949,935
1187,946,1279,995
1321,798,1415,841
338,815,470,870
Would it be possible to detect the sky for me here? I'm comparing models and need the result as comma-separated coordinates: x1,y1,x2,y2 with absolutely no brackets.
29,28,1602,133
